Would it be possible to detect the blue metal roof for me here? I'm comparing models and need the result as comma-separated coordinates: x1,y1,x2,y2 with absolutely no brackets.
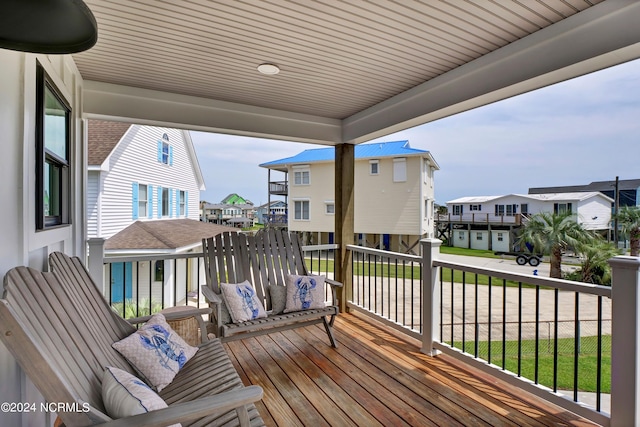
259,140,429,168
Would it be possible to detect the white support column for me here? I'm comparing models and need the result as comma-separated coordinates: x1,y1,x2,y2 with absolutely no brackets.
421,238,442,356
87,238,106,294
609,256,640,427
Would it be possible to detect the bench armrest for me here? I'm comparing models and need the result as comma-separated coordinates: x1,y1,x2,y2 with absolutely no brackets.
95,385,263,427
325,278,343,306
127,307,212,343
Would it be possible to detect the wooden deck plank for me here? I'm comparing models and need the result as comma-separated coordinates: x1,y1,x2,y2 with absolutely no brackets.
334,315,552,427
293,325,467,427
267,330,392,427
224,312,601,427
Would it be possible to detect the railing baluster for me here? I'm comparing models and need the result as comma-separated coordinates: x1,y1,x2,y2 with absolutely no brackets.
574,292,580,402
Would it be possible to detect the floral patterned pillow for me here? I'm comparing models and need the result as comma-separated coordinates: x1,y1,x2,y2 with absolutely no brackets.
220,281,267,323
102,366,180,427
284,274,326,313
112,313,198,392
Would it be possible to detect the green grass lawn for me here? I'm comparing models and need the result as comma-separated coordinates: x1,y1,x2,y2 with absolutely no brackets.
439,246,503,259
449,335,611,393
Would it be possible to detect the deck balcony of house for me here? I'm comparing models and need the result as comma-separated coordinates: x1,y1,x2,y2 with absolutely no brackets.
87,236,640,427
268,181,288,196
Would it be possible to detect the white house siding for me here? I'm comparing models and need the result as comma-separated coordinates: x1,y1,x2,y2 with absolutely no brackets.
576,198,612,230
453,230,469,248
287,156,431,237
470,230,490,250
357,156,424,235
288,161,334,233
491,230,511,252
87,171,101,238
0,51,86,426
94,126,201,239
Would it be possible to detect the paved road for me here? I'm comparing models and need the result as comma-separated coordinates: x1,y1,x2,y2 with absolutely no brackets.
437,253,580,277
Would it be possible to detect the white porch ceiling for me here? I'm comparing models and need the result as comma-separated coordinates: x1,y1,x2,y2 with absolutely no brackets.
76,0,640,145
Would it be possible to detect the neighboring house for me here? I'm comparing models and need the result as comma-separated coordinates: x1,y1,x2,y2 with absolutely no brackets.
201,193,255,226
103,219,236,306
87,120,228,305
255,200,288,226
260,140,440,253
442,192,613,251
87,120,204,239
529,178,640,207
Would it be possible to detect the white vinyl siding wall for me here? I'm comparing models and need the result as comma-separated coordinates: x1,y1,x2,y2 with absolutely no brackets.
288,155,432,236
94,126,201,239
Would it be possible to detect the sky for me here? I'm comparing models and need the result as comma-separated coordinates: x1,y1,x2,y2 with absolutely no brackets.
191,58,640,207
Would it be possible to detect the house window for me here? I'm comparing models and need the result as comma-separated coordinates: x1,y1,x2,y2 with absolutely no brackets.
495,205,505,216
497,232,504,241
476,233,483,240
452,205,463,216
521,204,529,215
458,231,465,240
36,63,71,230
293,168,310,185
470,205,481,211
138,184,148,217
294,200,310,220
179,190,186,216
554,203,573,214
325,202,335,215
154,260,164,282
393,158,407,182
370,160,379,175
158,133,173,165
162,187,169,216
506,204,517,216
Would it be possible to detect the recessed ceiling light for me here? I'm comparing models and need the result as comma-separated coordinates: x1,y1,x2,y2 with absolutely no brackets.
257,63,280,75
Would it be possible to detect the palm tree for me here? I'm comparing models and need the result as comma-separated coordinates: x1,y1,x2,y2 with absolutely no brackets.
574,240,622,285
517,211,597,279
616,206,640,256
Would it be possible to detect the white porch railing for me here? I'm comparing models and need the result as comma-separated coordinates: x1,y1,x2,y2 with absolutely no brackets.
87,236,640,426
347,239,640,427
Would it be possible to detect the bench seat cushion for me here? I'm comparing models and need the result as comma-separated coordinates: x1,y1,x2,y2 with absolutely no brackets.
159,338,263,427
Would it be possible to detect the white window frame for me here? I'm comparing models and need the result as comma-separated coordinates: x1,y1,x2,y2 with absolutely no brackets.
325,201,335,215
292,165,310,185
369,160,379,175
138,184,148,218
393,157,407,182
294,199,310,220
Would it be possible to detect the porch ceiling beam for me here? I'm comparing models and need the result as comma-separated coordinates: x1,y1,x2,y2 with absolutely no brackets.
82,81,343,146
343,1,640,144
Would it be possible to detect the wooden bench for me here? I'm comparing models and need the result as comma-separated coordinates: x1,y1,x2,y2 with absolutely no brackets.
0,252,264,427
202,229,342,347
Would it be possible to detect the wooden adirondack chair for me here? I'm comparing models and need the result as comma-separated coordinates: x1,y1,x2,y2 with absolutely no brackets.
0,252,264,427
202,229,342,347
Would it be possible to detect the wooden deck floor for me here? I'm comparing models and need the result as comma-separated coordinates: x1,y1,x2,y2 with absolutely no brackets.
224,312,600,427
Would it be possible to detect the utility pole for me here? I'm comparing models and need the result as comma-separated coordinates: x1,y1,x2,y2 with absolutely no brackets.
614,176,620,245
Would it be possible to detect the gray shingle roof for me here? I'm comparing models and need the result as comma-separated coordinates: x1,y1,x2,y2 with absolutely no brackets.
105,219,237,250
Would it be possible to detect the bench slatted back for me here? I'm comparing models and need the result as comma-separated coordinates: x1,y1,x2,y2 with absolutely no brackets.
0,253,139,426
203,229,310,310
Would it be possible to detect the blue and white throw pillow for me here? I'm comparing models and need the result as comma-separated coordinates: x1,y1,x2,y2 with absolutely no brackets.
102,366,181,427
220,280,267,323
112,313,198,392
284,274,326,313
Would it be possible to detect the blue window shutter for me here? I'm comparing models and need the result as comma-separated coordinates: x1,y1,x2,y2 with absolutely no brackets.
169,146,174,166
185,191,189,217
157,141,162,162
132,182,139,220
158,186,163,218
147,185,154,218
169,189,173,218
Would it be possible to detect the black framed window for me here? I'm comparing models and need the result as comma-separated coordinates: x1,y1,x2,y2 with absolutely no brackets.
36,63,71,230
